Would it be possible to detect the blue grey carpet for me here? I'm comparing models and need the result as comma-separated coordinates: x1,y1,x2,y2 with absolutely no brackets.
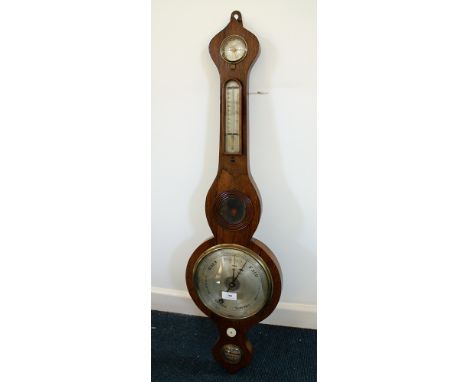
151,310,317,381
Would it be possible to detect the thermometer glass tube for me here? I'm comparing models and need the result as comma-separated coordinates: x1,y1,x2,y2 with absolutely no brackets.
225,80,241,154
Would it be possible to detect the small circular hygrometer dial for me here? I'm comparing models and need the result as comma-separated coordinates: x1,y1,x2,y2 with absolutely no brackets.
220,35,248,63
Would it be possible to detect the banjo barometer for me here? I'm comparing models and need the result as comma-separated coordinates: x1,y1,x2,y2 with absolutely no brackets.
186,11,282,373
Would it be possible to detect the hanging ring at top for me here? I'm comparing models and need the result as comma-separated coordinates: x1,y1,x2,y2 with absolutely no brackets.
231,10,243,24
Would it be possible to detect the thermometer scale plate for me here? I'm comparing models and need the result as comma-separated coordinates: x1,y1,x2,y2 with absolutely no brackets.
225,80,242,154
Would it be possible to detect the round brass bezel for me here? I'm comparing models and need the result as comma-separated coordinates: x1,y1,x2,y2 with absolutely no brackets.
192,243,273,320
220,35,248,63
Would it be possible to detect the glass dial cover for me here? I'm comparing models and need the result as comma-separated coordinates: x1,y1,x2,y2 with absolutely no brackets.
193,244,272,319
220,35,248,63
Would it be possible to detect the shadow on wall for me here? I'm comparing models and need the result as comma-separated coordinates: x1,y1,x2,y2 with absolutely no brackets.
249,36,315,304
168,47,219,296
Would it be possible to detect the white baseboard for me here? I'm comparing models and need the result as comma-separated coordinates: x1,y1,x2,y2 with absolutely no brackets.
151,286,316,329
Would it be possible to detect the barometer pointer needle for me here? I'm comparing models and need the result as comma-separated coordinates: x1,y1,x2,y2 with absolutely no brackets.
233,261,247,283
220,261,248,304
226,261,247,292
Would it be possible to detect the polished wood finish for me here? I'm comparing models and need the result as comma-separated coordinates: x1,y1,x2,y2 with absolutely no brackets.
205,10,262,243
186,11,282,373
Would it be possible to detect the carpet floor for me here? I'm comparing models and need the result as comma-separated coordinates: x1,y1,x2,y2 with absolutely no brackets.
151,310,317,381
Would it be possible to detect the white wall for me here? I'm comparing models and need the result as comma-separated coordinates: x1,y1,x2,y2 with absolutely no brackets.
152,0,316,328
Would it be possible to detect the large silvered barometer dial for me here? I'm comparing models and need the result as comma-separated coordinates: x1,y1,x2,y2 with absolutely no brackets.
193,245,273,319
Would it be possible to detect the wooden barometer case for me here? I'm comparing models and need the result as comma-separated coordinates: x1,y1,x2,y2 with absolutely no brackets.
186,11,282,373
